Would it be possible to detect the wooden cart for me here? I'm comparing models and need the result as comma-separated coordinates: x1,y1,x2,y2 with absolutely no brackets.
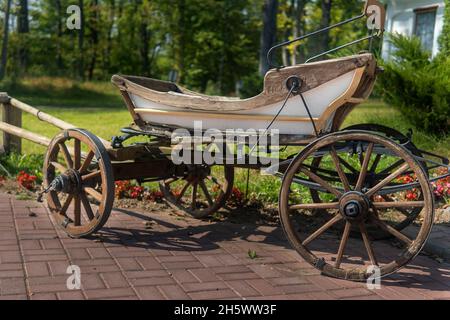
27,1,449,281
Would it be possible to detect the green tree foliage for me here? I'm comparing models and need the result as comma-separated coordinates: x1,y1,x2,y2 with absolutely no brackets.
1,0,375,96
378,33,450,135
439,0,450,55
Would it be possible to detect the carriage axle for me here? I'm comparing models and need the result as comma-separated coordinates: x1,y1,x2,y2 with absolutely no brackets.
339,191,370,221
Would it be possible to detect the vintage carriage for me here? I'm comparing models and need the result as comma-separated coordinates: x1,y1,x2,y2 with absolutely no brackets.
39,1,449,281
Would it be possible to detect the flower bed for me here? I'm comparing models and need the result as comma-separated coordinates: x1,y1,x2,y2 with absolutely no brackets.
431,168,450,200
115,180,164,202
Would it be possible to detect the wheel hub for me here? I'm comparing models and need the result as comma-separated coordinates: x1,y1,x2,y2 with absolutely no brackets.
339,191,370,221
343,201,361,218
50,169,82,195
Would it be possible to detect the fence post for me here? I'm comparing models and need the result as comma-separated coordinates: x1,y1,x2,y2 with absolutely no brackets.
0,92,22,154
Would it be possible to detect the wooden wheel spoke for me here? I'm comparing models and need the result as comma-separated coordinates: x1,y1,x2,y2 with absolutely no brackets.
300,166,342,198
80,193,95,220
335,222,351,268
330,147,351,192
359,223,378,266
302,215,342,246
74,139,81,170
380,195,416,216
355,143,374,191
373,201,425,209
207,176,225,193
370,215,412,245
74,195,81,226
366,163,410,198
379,159,404,175
60,194,74,215
84,187,103,202
199,180,214,206
369,154,382,173
176,181,191,202
191,183,198,210
79,151,95,174
291,202,340,211
51,161,68,173
81,170,101,182
337,156,358,174
207,175,221,186
59,143,74,169
164,177,179,185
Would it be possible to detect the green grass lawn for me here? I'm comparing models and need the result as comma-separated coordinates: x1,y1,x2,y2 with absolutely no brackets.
1,77,449,202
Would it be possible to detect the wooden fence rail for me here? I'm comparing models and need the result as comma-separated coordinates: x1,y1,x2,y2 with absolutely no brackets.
0,92,110,154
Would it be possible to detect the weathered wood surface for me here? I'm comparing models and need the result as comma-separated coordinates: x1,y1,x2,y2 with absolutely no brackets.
0,121,50,147
113,53,374,113
112,159,172,181
0,92,10,104
0,93,111,152
107,144,172,162
10,97,75,130
1,93,22,153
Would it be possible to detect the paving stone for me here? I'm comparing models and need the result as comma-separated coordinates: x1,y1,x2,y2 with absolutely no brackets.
25,261,50,277
135,286,165,300
188,289,238,300
85,287,137,300
57,291,86,300
1,192,449,300
159,284,191,300
225,280,261,298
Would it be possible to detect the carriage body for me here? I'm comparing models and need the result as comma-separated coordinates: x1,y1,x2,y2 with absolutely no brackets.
112,53,377,142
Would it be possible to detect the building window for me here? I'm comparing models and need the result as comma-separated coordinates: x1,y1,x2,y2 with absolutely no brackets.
414,7,437,51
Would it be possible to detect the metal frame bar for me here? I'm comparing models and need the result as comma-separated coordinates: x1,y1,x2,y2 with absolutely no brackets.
305,34,376,63
267,13,366,69
266,146,450,195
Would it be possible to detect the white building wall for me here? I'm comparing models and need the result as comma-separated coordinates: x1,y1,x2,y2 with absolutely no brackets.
382,0,445,59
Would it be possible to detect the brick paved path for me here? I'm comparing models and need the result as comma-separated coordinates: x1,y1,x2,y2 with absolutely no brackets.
0,193,449,300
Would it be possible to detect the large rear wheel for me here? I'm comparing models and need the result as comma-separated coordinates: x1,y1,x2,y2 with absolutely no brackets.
279,131,434,281
310,124,426,239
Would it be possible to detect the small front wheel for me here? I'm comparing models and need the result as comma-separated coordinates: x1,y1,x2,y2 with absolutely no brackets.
43,129,115,238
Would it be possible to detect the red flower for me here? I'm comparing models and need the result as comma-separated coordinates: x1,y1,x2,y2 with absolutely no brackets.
115,180,132,199
406,191,418,201
227,187,244,206
130,186,144,199
147,191,164,202
16,171,37,190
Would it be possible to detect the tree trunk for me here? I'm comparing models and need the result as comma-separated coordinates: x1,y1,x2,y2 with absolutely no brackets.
291,0,307,64
55,0,64,71
259,0,278,76
0,0,12,80
88,0,99,80
282,3,292,67
17,0,29,74
140,22,150,76
317,0,332,55
104,0,116,76
137,0,150,76
78,0,85,80
178,0,186,83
